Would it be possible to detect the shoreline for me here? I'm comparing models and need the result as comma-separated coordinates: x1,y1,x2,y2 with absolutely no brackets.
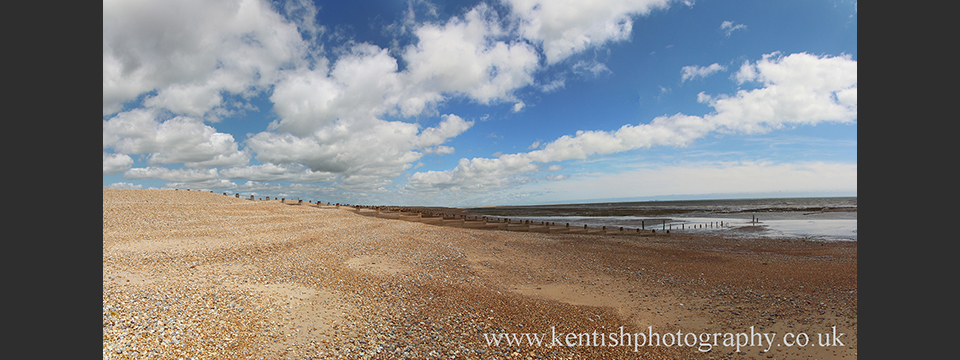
347,204,857,242
103,189,857,359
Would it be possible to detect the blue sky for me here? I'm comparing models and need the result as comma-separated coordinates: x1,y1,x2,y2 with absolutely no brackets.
103,0,857,206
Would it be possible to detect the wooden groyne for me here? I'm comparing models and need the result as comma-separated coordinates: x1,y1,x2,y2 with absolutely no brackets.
207,190,670,236
348,206,666,237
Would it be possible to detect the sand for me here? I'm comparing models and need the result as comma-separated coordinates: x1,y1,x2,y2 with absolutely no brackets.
103,189,857,359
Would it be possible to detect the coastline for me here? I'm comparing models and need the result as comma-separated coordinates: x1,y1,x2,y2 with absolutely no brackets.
103,189,857,359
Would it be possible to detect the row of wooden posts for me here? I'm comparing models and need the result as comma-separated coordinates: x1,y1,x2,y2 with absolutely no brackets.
206,190,748,235
367,209,681,236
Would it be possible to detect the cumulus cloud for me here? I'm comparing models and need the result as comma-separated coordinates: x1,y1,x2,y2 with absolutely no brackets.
406,52,856,194
248,114,473,190
268,44,405,136
232,3,543,194
103,1,854,204
103,0,687,197
103,108,250,168
122,167,239,190
103,152,134,175
401,3,540,107
103,0,306,117
708,52,858,133
507,0,672,64
405,154,541,193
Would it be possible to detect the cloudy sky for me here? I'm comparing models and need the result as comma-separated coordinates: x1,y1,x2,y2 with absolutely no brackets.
103,0,857,206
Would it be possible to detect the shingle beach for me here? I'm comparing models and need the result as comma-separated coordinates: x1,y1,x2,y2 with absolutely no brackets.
103,189,857,359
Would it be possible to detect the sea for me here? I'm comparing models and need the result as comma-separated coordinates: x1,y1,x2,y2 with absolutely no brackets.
463,197,857,241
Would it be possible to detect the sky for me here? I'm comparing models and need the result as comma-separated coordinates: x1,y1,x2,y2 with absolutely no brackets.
103,0,857,206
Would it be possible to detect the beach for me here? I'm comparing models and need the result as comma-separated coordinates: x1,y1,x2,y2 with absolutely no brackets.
103,189,857,359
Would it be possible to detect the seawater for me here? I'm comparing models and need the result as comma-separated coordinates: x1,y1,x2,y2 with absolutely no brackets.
464,197,857,241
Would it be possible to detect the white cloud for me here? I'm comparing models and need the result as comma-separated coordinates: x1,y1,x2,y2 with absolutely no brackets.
406,52,856,196
680,63,725,83
103,0,686,197
401,3,540,106
513,101,526,112
540,78,566,92
423,146,456,156
103,2,855,205
524,113,712,163
103,0,307,116
106,182,144,189
720,20,746,37
405,154,541,193
124,167,220,182
696,91,712,103
219,163,338,183
248,114,473,190
164,179,239,191
572,60,612,77
235,180,329,196
708,52,858,133
507,0,672,64
103,108,250,168
103,152,134,175
268,44,404,136
539,161,856,200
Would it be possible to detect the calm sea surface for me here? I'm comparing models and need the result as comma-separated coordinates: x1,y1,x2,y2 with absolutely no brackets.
463,197,857,241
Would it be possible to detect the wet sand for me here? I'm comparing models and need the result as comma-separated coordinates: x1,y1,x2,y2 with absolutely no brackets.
103,189,857,359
